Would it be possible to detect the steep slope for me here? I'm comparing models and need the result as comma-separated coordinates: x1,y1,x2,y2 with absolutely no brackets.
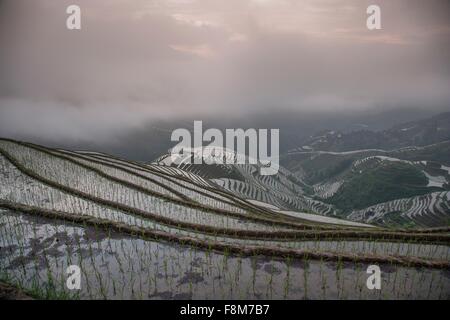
327,159,446,211
281,142,450,227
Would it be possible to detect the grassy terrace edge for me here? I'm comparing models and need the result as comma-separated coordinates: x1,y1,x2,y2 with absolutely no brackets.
0,138,361,231
1,146,449,242
1,139,449,238
0,148,383,239
1,201,449,269
0,281,34,300
6,137,450,233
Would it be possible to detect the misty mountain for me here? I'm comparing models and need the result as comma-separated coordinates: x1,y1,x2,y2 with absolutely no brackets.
290,112,450,153
3,108,445,163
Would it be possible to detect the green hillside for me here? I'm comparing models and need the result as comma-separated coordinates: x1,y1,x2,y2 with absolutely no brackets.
328,162,440,212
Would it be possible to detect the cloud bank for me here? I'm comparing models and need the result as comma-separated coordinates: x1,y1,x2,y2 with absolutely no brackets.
0,0,449,142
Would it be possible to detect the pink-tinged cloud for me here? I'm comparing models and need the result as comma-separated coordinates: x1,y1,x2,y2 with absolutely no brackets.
0,0,449,142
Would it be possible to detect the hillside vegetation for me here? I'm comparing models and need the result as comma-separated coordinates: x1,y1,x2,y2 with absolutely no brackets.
328,162,435,211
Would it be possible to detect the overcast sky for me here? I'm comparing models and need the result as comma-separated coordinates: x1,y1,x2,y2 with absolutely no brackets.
0,0,449,143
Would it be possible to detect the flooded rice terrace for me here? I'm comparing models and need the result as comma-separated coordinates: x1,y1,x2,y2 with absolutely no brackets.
1,210,449,300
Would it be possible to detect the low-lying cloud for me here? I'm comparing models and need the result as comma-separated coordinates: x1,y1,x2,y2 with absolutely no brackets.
0,0,449,143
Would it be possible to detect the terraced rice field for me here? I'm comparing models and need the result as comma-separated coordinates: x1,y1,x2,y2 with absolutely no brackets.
0,139,449,299
212,177,336,216
349,191,450,227
313,181,344,199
